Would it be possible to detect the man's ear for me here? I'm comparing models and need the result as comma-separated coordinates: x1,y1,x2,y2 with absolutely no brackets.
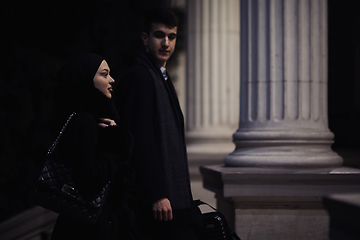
141,32,149,46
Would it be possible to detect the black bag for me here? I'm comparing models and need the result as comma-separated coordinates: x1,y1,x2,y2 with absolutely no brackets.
195,200,241,240
29,112,110,225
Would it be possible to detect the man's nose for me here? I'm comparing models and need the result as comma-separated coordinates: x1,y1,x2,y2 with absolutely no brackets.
162,37,169,47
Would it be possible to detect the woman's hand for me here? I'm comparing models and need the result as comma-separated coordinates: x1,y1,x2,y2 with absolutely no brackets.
153,198,173,221
98,118,117,128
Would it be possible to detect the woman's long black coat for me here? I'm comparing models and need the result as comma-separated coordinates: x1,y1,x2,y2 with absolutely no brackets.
50,83,136,240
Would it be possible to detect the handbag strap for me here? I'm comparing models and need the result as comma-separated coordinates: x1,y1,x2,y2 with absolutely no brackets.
194,199,242,240
194,199,218,212
47,112,77,156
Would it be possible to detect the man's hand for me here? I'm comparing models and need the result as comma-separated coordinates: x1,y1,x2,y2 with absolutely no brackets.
153,198,173,221
98,118,117,128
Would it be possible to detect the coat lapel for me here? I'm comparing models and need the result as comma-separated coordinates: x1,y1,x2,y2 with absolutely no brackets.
137,51,184,131
164,75,185,131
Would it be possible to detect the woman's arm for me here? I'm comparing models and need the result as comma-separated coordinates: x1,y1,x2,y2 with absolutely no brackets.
58,112,130,197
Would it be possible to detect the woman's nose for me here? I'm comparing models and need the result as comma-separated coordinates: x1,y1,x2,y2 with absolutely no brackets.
109,75,115,83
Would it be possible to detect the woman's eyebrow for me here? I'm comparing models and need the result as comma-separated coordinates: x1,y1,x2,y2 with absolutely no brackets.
102,69,109,72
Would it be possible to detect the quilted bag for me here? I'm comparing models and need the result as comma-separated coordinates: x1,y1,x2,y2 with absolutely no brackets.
29,112,110,225
195,200,241,240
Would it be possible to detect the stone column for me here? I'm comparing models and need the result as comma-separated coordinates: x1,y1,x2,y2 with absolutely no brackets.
200,1,360,239
186,0,240,144
224,0,343,168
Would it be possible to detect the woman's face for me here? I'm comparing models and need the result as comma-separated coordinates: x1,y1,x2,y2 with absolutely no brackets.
93,60,115,98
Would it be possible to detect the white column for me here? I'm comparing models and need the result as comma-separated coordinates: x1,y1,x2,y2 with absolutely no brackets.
224,0,343,168
186,0,240,143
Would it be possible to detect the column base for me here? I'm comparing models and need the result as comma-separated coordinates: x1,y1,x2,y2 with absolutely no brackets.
186,127,236,156
225,146,343,168
200,165,360,240
224,130,343,168
186,127,235,144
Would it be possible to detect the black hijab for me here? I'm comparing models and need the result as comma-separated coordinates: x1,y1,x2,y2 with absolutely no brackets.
54,53,118,122
56,53,104,86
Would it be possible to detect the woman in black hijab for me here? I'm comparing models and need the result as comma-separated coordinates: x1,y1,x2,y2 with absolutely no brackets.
50,53,137,240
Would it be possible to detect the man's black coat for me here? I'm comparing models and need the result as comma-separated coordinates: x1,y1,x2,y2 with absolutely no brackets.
116,50,201,238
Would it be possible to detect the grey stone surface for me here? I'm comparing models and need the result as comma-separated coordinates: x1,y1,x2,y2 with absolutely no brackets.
324,194,360,240
234,208,329,240
215,194,331,240
200,165,360,240
0,206,57,240
201,165,360,197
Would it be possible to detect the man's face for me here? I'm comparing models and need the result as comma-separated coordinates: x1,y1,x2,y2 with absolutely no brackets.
142,23,177,68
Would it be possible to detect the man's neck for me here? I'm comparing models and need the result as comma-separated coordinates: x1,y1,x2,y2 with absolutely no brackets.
145,48,167,68
159,61,167,68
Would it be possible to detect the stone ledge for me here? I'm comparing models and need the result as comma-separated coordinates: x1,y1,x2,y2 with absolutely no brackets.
200,165,360,197
0,206,57,240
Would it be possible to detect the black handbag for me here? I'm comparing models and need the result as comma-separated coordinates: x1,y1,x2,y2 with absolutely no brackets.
29,112,110,225
195,200,241,240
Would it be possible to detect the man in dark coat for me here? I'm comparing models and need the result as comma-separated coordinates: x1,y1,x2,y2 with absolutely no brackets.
115,8,201,240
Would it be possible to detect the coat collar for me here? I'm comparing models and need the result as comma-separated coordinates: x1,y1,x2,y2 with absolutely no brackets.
136,49,184,132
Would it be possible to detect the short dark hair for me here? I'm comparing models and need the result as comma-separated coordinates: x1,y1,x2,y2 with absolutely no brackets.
143,8,178,34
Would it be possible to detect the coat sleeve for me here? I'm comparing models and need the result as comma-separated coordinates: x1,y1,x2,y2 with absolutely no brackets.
58,112,132,197
116,67,169,205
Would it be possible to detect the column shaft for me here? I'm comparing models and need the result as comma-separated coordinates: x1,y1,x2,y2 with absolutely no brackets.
186,0,240,141
225,0,342,168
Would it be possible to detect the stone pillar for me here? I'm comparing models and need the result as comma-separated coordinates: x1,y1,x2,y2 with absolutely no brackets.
200,1,360,239
186,0,240,144
224,0,343,168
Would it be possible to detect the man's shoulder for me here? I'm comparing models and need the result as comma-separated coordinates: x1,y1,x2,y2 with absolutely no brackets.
125,51,161,76
119,64,155,93
121,61,154,84
123,60,149,75
125,62,147,74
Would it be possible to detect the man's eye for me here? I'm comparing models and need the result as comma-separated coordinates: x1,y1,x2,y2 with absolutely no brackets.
154,34,165,39
169,35,176,40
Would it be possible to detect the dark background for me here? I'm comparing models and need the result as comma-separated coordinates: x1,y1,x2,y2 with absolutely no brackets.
0,0,359,223
0,0,180,222
328,0,360,167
